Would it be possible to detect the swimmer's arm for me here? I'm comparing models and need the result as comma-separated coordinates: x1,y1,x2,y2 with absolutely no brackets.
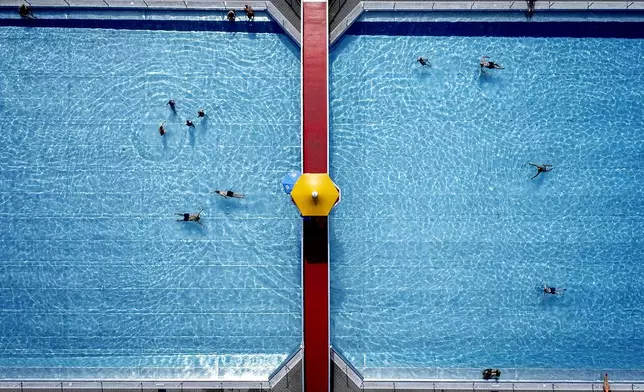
531,172,540,180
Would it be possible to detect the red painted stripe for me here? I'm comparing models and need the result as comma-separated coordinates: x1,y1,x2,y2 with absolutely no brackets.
302,2,329,392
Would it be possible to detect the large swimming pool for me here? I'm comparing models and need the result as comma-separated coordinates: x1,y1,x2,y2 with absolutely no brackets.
330,21,644,380
0,23,301,379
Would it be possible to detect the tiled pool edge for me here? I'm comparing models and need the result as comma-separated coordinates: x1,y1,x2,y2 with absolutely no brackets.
329,1,644,44
0,350,303,390
331,350,644,391
0,0,301,43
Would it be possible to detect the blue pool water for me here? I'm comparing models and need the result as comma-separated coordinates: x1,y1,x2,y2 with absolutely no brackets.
0,25,301,379
330,30,644,379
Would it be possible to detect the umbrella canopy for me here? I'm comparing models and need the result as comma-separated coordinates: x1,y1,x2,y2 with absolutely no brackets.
291,173,341,216
281,171,301,194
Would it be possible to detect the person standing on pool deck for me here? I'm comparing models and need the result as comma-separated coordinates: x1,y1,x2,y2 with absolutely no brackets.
19,4,35,18
480,56,504,71
526,0,535,18
416,57,430,66
213,190,245,199
543,284,566,295
529,162,553,180
244,5,254,21
604,374,611,392
227,9,236,22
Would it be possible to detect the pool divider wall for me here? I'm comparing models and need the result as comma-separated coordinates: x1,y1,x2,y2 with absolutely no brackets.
329,0,644,44
0,0,301,44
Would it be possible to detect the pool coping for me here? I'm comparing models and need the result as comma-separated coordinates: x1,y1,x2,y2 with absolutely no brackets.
0,0,301,44
329,0,644,44
331,349,644,390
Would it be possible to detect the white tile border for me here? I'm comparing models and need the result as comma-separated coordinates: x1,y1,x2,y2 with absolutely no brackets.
330,0,644,45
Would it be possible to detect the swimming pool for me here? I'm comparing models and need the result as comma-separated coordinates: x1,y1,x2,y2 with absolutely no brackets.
0,20,301,379
330,16,644,380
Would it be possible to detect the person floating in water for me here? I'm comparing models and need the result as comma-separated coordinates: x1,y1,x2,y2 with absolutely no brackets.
159,121,166,136
480,56,504,71
167,99,176,111
529,162,553,180
176,209,203,225
526,0,535,18
19,4,35,18
227,9,236,22
213,190,245,199
244,5,254,21
416,57,430,66
185,119,195,128
543,284,566,295
604,374,611,392
482,369,501,380
197,109,207,118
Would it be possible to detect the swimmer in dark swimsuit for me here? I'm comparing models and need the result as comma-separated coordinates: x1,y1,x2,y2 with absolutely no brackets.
167,100,176,111
213,190,245,199
227,9,236,22
176,209,203,225
529,162,553,180
417,57,430,66
197,109,207,118
480,56,504,71
185,119,195,128
543,284,565,295
19,4,35,18
244,5,254,21
159,121,166,136
482,369,501,380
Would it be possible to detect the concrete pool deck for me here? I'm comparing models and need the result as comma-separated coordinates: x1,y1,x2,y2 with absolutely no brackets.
330,0,644,44
0,0,302,43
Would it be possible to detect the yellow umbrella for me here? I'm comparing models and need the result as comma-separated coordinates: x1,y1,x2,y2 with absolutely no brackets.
290,173,341,216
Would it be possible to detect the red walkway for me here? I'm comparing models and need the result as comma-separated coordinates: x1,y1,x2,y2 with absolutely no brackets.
301,1,329,392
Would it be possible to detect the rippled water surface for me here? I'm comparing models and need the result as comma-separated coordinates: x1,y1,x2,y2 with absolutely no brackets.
330,34,644,379
0,26,301,379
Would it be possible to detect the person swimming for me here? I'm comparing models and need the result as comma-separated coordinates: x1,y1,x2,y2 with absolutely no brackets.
176,209,203,225
543,284,566,295
244,5,254,21
167,99,176,111
185,119,195,128
213,190,245,199
416,57,430,66
159,121,166,136
197,109,206,118
227,9,236,22
482,368,501,380
19,4,35,18
529,162,553,180
480,56,504,70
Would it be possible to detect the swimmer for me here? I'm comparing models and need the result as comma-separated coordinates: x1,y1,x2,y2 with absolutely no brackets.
543,284,566,295
159,121,166,136
19,4,34,18
185,119,195,128
416,57,430,66
604,374,611,392
167,99,176,111
482,369,501,380
244,5,254,21
227,9,236,22
529,162,553,180
480,56,504,70
212,190,245,199
197,109,207,118
176,209,204,225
